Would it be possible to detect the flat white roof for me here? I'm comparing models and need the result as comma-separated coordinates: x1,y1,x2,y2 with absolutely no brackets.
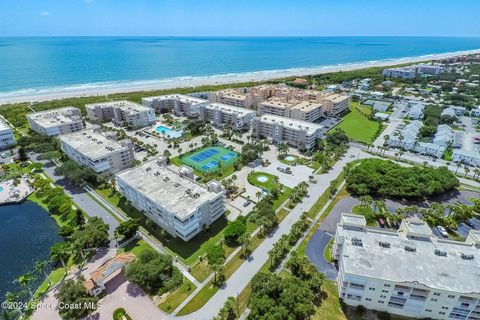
337,214,480,293
0,119,12,131
86,100,152,114
27,107,82,128
256,114,324,135
203,102,256,117
59,129,129,160
116,160,220,219
142,94,207,105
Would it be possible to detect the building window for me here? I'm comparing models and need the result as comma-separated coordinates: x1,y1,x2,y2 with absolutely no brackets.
425,309,432,312
378,301,384,304
448,295,455,298
382,290,389,293
433,292,441,296
384,284,391,287
369,287,375,291
431,298,438,302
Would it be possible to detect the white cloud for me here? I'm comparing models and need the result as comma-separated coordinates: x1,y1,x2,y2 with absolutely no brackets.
40,11,50,16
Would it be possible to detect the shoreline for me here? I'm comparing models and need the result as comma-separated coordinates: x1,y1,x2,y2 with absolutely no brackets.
1,48,480,105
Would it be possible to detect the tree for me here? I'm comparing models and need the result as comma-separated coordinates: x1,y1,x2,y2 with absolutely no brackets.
18,148,28,162
239,232,251,257
56,280,99,320
206,244,226,284
223,217,247,245
50,242,70,273
71,217,109,251
346,159,459,199
115,219,139,241
250,200,276,234
213,296,238,320
249,273,315,320
125,249,183,295
163,149,171,159
14,272,35,299
35,260,51,287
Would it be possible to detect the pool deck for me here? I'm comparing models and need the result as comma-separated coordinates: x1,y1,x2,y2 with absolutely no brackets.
0,177,34,205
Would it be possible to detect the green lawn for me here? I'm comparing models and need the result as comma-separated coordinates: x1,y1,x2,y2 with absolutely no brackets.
335,102,381,144
311,281,346,320
159,278,196,313
323,238,334,264
352,205,377,226
247,171,279,191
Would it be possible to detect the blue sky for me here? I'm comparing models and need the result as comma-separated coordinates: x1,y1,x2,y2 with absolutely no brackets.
1,0,480,37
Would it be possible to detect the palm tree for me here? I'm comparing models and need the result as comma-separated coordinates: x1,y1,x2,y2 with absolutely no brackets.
14,272,35,299
35,260,51,287
50,242,70,274
240,232,251,257
455,162,461,174
255,191,262,202
464,165,471,177
359,195,373,208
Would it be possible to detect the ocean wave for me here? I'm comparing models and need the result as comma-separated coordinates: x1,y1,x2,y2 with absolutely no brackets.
1,47,480,102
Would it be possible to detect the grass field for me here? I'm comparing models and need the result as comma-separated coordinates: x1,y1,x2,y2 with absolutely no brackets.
159,278,196,313
247,171,278,191
335,102,381,144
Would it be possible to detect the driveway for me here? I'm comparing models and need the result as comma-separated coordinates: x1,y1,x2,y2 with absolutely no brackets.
305,231,337,280
29,153,119,241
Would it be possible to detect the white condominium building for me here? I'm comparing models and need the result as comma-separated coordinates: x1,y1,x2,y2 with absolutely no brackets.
252,114,324,150
0,119,16,149
334,213,480,320
59,128,134,174
383,64,444,79
115,159,225,241
26,107,84,137
86,100,156,129
199,102,256,130
142,94,207,118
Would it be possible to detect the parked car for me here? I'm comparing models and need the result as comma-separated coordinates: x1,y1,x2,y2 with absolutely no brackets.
378,218,385,228
437,226,448,237
0,153,6,159
243,201,251,208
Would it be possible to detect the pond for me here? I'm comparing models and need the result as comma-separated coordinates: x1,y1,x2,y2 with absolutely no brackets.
0,201,61,298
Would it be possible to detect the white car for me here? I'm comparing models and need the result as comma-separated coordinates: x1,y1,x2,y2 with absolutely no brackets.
437,226,448,237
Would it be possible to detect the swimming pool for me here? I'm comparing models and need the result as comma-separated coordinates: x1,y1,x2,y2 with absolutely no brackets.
155,125,183,138
0,187,3,192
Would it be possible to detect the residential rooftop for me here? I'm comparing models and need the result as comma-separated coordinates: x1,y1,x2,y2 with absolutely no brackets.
86,100,152,114
142,94,207,105
27,107,82,128
115,160,219,219
59,129,130,160
203,102,256,116
337,213,480,294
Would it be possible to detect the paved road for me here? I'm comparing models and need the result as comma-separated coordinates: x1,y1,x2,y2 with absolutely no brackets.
171,146,369,320
30,153,119,241
305,231,337,280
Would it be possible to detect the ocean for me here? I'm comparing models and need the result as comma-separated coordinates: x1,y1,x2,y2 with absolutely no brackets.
1,36,480,98
0,201,61,299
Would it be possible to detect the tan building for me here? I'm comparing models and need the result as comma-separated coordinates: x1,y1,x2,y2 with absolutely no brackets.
59,128,134,174
26,107,84,137
86,100,156,129
252,114,324,150
211,84,350,120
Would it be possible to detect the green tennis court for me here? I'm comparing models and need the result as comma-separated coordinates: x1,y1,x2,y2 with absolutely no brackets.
181,147,238,173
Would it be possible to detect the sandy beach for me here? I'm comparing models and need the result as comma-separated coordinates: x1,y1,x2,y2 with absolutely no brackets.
1,48,480,106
